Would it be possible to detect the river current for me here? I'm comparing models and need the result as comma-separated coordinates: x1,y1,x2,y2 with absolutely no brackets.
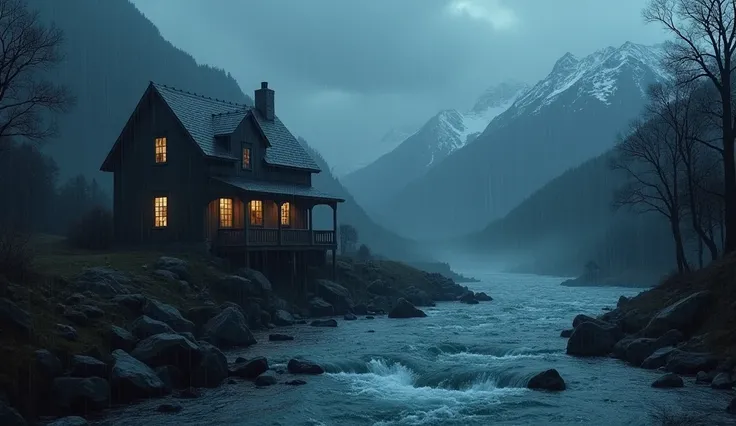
96,270,733,426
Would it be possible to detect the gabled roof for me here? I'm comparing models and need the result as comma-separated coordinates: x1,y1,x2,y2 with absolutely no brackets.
214,176,345,203
152,82,321,172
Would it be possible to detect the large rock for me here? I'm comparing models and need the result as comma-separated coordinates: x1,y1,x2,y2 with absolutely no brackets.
110,325,137,352
202,306,256,348
153,257,190,281
315,280,353,314
623,329,684,366
0,297,32,335
47,417,88,426
70,355,108,379
35,349,63,379
287,359,324,375
185,306,220,329
271,309,295,326
652,373,684,388
402,286,435,307
459,291,479,304
110,349,168,401
665,350,719,375
235,268,273,294
572,314,609,328
308,297,334,317
112,294,147,312
131,333,203,373
642,291,712,337
388,298,427,319
527,369,566,391
190,342,229,388
52,376,110,413
641,346,677,369
229,357,269,379
310,319,338,327
130,315,175,339
367,279,392,296
142,299,194,333
0,400,26,426
566,322,618,357
712,372,734,390
74,267,131,296
255,371,278,387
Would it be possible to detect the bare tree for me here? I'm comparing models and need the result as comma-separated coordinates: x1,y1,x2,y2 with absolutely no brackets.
0,0,73,151
612,115,690,272
644,0,736,253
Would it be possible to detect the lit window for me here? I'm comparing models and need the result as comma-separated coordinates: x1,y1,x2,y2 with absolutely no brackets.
242,147,251,169
219,198,233,228
155,137,167,163
280,202,290,226
249,200,263,226
154,196,167,227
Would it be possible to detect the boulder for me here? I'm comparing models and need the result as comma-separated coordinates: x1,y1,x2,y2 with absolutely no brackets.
315,279,354,315
229,357,268,379
0,297,32,335
620,309,650,334
308,297,334,317
142,299,195,333
560,329,573,338
153,257,190,281
53,376,110,413
157,402,183,413
285,379,307,386
47,417,88,426
623,329,684,366
269,334,294,341
652,373,684,388
62,308,89,326
35,349,63,379
402,286,435,307
155,365,183,391
110,325,137,352
566,322,618,357
131,333,203,373
641,346,676,370
271,309,295,326
74,267,131,296
527,369,566,391
665,350,719,375
696,370,717,384
728,398,736,415
54,324,78,341
711,372,734,390
185,306,220,329
344,313,357,321
642,291,712,337
78,304,105,319
0,400,26,426
612,336,637,359
235,268,273,294
130,315,175,339
110,349,168,401
475,292,493,301
572,314,610,329
153,269,179,281
255,371,278,387
112,294,147,312
287,359,324,375
201,306,256,348
388,298,427,319
367,279,392,296
459,291,479,304
70,355,108,378
189,342,229,388
310,319,338,327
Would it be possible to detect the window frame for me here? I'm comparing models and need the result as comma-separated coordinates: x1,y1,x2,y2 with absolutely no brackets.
241,143,252,170
153,195,168,228
249,200,263,227
154,136,168,165
219,198,233,228
280,202,291,227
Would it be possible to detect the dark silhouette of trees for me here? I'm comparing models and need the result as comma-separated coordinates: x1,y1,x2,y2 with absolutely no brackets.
338,224,358,255
0,0,74,151
644,0,736,253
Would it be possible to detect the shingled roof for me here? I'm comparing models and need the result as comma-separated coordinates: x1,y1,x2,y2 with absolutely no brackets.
152,82,321,172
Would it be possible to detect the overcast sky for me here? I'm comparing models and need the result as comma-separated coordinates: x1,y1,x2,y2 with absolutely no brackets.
130,0,668,175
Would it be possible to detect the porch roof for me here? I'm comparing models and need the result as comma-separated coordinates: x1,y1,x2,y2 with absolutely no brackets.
213,176,345,203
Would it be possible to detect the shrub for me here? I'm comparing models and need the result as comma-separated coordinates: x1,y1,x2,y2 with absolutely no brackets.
67,206,113,250
356,244,372,261
0,228,33,281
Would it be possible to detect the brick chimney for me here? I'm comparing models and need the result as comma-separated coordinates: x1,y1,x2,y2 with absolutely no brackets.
255,81,274,121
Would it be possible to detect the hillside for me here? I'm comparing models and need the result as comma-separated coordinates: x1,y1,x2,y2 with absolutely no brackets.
29,0,251,181
299,138,428,261
464,151,675,280
343,81,528,209
380,42,669,240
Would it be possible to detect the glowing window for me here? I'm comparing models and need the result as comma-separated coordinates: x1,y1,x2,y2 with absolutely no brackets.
249,200,263,226
280,202,290,226
155,137,167,163
154,196,167,228
219,198,233,228
242,147,251,169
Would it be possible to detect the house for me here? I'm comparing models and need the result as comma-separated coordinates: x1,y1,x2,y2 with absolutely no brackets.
100,81,344,280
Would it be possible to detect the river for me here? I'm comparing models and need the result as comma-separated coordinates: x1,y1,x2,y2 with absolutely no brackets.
95,271,733,426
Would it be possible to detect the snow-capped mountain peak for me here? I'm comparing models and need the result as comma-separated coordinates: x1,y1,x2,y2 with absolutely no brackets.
512,41,668,117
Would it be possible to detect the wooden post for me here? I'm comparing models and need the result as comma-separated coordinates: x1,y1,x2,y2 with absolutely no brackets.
277,201,283,246
331,202,337,280
331,249,336,280
309,205,314,245
244,199,250,246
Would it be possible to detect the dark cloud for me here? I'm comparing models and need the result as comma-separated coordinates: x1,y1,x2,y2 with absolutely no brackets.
131,0,668,174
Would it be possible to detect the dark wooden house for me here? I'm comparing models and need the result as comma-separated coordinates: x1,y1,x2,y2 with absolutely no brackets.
100,81,344,279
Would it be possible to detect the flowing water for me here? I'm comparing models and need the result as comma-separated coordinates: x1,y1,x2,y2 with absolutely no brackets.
97,271,733,426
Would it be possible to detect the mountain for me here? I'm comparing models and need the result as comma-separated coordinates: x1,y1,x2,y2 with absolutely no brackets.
379,42,669,239
297,138,428,261
29,0,251,181
343,81,528,209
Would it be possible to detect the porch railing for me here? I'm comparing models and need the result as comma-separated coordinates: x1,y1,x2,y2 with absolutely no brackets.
216,228,335,248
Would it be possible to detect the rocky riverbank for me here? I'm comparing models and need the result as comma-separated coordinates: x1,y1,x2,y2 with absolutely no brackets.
559,253,736,417
0,243,488,425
